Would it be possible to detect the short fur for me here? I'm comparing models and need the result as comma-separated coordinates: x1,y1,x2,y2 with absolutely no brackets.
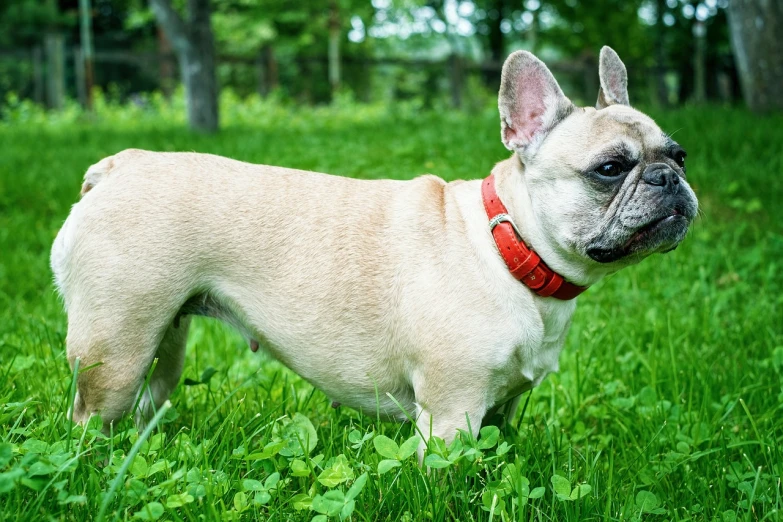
51,48,697,457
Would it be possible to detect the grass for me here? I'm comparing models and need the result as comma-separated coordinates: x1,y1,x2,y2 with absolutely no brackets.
0,100,782,521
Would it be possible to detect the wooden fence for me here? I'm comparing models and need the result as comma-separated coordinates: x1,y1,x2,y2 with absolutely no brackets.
0,40,736,110
0,38,607,110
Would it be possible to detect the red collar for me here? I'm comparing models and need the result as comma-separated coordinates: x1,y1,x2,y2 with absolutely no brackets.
481,173,588,300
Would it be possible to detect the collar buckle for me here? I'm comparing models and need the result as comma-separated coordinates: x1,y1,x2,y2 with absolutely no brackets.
488,213,523,240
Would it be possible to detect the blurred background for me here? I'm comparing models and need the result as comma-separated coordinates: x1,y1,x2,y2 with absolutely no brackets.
0,3,781,520
0,0,780,131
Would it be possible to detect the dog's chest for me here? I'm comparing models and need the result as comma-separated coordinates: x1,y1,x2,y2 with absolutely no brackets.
489,297,575,405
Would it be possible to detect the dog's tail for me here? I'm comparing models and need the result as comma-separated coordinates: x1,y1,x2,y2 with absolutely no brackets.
80,156,114,196
80,149,143,197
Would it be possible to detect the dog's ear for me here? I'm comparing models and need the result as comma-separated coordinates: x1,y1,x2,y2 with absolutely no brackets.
596,46,630,109
498,51,574,157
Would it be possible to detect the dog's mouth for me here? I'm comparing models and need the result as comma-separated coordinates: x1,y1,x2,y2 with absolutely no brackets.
624,210,686,249
587,209,690,264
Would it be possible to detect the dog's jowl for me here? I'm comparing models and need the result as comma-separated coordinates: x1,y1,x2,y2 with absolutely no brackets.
51,47,698,456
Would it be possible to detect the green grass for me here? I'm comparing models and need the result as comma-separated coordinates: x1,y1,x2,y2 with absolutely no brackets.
0,102,782,521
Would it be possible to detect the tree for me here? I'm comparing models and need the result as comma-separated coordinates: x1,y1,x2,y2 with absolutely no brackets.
472,0,508,89
0,0,72,48
149,0,218,132
727,0,783,112
653,0,669,106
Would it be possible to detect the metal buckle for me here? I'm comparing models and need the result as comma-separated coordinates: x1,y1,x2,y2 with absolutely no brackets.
488,213,523,239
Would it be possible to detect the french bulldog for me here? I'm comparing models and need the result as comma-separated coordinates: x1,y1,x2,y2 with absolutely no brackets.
51,46,698,455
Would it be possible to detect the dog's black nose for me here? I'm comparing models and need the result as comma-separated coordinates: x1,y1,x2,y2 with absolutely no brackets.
642,163,680,193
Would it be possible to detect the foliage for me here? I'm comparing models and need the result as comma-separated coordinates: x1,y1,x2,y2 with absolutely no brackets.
0,0,74,48
544,0,652,62
0,0,742,108
0,99,782,520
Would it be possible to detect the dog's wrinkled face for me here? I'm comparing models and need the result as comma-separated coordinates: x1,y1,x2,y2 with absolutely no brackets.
530,105,698,265
498,46,698,269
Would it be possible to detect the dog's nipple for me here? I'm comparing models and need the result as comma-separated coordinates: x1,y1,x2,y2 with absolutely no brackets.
250,339,259,353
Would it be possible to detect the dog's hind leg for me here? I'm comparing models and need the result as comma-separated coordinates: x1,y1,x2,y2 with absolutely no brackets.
66,303,179,432
134,317,191,429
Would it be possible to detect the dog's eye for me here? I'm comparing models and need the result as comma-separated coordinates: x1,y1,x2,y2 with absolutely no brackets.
595,161,625,177
675,151,687,171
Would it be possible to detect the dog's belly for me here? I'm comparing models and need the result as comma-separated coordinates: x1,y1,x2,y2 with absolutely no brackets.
182,285,419,421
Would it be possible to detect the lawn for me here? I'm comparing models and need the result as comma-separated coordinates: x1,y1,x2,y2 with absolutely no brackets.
0,100,781,521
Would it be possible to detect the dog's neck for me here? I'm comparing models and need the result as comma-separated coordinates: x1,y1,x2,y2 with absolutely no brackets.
491,155,612,288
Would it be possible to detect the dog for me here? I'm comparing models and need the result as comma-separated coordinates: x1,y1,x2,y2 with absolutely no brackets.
51,47,698,454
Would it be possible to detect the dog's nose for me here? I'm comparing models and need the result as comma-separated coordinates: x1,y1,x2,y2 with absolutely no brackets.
642,163,680,193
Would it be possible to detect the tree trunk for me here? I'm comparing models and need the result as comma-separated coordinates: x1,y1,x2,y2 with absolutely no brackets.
727,0,783,112
654,0,669,106
78,0,95,110
44,32,65,110
484,0,505,89
448,53,462,109
149,0,219,132
528,11,538,55
32,47,44,104
692,21,706,103
257,45,279,97
328,0,341,97
183,0,218,131
158,27,175,96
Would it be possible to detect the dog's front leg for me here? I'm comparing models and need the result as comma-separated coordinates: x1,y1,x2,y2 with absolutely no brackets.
413,396,486,464
482,393,524,431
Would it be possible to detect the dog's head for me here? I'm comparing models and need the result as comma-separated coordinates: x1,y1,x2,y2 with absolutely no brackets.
498,46,698,271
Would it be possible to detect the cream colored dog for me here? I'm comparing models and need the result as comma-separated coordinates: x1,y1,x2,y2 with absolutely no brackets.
51,47,697,451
